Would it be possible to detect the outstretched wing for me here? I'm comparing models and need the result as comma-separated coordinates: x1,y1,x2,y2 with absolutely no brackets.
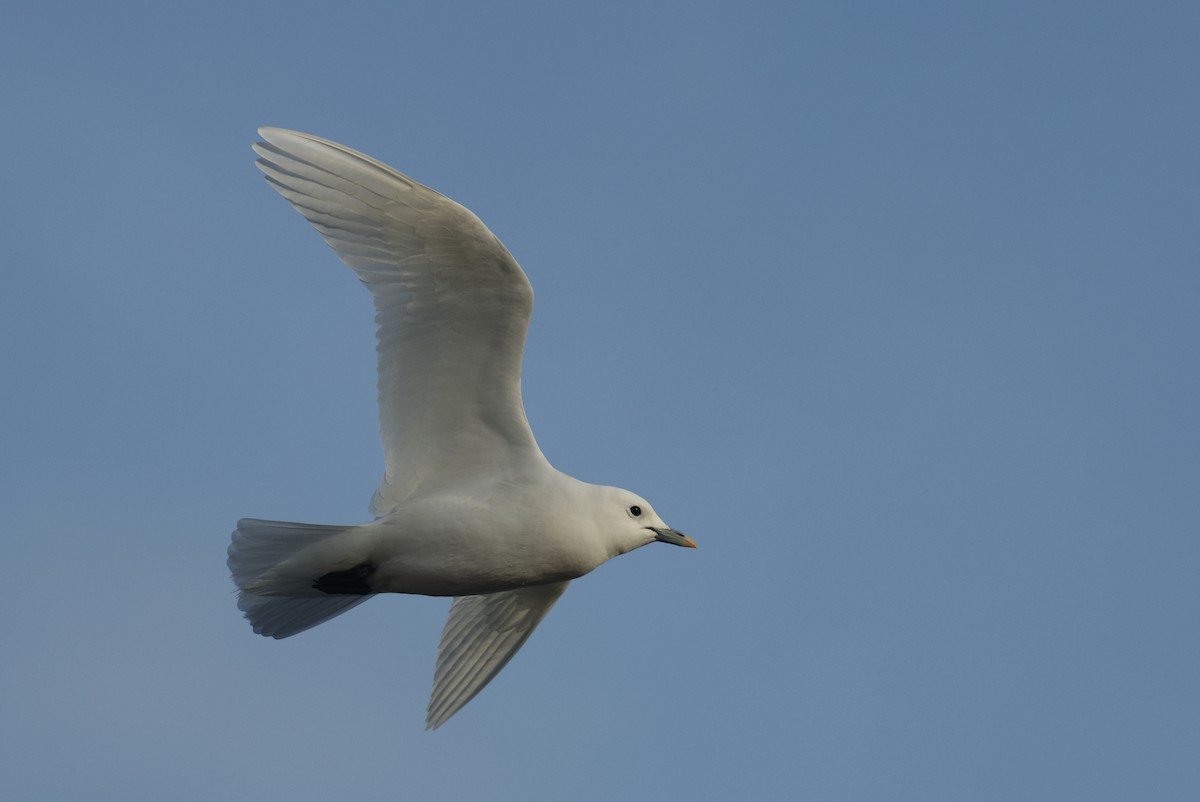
426,582,570,729
253,128,547,516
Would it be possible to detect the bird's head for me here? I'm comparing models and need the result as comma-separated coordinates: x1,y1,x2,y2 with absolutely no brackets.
595,486,697,557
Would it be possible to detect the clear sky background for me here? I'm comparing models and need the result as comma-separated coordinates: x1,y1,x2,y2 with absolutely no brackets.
2,2,1197,800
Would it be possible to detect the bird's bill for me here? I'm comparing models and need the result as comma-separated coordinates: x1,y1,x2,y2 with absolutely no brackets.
650,527,698,548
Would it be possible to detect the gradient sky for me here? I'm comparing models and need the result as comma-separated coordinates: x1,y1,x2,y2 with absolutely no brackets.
3,2,1197,800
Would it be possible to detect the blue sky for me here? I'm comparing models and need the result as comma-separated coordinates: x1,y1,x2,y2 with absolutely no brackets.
2,1,1197,799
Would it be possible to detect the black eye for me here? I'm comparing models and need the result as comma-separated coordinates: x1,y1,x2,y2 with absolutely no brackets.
629,505,642,517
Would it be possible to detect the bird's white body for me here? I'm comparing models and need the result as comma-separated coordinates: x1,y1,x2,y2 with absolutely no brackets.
253,474,653,599
229,128,694,729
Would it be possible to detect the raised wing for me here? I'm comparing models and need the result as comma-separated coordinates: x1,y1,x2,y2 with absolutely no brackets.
253,128,547,516
426,582,570,729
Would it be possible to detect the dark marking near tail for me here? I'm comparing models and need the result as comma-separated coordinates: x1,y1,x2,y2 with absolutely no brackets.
313,562,376,595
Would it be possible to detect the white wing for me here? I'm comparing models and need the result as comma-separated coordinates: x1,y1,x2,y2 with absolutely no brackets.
426,582,570,729
253,128,547,516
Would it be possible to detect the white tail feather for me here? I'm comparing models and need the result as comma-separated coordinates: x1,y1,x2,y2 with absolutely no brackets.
228,518,374,639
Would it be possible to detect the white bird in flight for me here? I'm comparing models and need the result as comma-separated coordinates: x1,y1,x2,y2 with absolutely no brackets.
228,128,696,729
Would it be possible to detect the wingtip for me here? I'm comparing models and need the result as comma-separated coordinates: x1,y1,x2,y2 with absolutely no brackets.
255,126,311,151
256,125,287,140
425,706,449,730
425,699,453,730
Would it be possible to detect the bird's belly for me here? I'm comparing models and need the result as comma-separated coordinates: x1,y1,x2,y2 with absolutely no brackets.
366,527,594,597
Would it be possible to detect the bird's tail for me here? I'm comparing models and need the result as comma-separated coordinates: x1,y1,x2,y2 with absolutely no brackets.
228,518,374,639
